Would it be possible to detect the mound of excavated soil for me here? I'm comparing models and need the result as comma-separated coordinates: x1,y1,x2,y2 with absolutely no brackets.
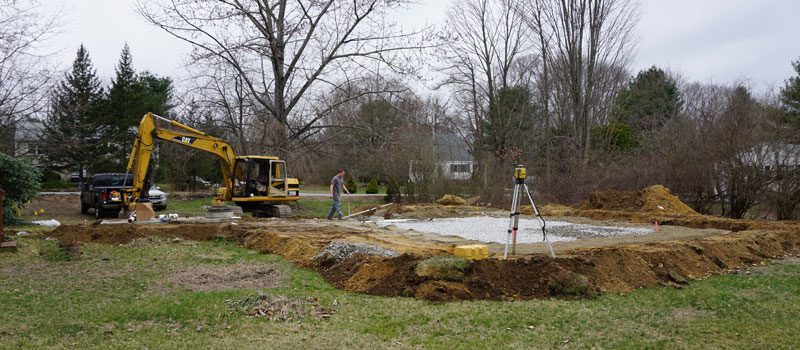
47,223,229,245
317,229,800,301
435,194,467,206
579,185,698,215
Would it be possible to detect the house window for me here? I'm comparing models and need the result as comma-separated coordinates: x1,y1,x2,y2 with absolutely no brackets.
450,163,471,173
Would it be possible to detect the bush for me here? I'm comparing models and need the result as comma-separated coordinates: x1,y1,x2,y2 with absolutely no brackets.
41,170,61,183
0,152,42,224
385,178,401,203
415,256,470,282
41,180,74,190
365,178,379,194
345,175,357,194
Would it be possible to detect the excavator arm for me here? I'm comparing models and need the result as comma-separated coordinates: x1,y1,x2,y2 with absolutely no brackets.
124,112,238,209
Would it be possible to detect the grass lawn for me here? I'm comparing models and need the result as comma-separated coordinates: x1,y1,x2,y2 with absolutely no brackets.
1,233,798,349
157,196,384,218
17,196,383,226
293,197,384,218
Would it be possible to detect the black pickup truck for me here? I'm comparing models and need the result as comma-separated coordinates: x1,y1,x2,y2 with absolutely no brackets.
80,173,133,219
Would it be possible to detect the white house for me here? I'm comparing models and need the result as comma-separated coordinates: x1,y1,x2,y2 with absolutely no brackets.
409,133,476,182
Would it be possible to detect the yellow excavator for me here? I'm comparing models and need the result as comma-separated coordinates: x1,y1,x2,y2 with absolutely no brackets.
122,112,300,218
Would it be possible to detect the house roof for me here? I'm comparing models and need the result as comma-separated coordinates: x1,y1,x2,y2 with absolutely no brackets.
435,133,472,161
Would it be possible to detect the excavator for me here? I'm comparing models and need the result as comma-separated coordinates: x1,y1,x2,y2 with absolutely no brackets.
121,112,300,219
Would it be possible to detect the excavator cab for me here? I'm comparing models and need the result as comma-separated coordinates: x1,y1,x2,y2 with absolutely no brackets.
231,156,299,202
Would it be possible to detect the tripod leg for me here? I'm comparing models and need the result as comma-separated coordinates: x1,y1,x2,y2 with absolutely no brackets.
523,183,556,258
512,184,520,255
503,183,520,259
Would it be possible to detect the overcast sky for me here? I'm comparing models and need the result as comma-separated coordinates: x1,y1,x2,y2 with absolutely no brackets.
49,0,800,93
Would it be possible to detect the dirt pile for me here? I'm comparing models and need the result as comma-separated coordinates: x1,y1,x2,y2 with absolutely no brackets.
435,194,467,206
319,228,800,301
580,185,697,215
47,223,228,245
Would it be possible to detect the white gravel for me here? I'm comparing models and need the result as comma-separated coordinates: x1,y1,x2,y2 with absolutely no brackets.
376,217,653,244
315,241,399,260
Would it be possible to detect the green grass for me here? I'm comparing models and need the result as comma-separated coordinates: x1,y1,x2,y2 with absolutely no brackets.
294,198,384,218
1,233,799,349
165,197,220,216
161,196,384,218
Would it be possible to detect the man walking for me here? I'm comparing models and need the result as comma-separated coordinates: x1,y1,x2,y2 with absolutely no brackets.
327,169,350,220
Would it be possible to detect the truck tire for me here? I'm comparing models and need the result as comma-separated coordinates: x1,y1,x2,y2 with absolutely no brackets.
80,200,88,214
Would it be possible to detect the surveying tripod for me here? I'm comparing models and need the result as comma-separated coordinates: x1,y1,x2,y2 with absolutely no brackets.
504,166,556,259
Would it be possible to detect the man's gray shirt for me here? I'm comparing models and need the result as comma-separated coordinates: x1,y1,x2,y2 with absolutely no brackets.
331,175,345,199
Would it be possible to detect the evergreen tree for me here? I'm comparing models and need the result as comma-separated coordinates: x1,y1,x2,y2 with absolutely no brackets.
106,44,145,167
482,86,536,158
780,58,800,127
614,66,682,133
41,45,110,178
105,45,174,169
107,43,140,131
137,71,174,116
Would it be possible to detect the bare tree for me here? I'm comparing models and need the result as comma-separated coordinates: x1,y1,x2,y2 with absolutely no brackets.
0,1,58,142
437,0,531,158
520,0,640,166
184,61,258,154
137,0,426,156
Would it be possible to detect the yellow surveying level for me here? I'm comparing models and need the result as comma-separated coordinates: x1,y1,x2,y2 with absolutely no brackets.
514,166,527,181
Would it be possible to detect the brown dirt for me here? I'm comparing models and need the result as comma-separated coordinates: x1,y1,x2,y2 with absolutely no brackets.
165,263,283,292
579,185,698,215
47,223,229,246
23,194,78,215
435,194,467,206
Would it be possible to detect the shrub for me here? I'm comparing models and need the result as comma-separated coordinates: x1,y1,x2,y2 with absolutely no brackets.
365,178,379,194
41,180,74,190
345,174,357,194
385,178,401,203
403,180,417,202
414,256,470,282
0,152,42,224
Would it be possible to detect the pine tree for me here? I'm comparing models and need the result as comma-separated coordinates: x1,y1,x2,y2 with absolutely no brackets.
105,44,142,166
108,44,140,128
780,59,800,127
41,45,110,178
137,71,174,116
613,66,682,133
105,45,175,168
